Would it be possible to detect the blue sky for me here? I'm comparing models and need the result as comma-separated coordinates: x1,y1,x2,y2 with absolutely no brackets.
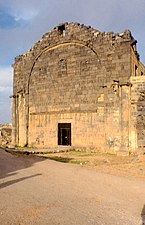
0,0,145,123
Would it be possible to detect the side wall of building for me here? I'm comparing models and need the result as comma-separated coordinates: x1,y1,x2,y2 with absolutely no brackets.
129,47,145,152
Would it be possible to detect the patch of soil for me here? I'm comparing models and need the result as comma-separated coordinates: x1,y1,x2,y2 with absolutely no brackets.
36,151,145,180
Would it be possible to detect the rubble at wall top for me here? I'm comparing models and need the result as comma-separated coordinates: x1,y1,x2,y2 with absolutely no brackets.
14,22,136,63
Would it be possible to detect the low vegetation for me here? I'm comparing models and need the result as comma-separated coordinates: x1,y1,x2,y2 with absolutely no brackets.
6,148,145,180
35,150,145,180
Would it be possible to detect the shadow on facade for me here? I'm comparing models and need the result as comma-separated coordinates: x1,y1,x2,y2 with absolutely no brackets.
0,148,45,188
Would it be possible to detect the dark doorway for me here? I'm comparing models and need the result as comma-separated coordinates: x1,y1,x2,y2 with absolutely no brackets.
58,123,71,146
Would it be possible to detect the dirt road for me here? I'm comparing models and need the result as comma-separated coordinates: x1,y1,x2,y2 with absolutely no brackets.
0,148,145,225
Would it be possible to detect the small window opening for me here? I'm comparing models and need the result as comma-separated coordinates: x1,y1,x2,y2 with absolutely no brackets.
58,24,65,36
58,59,67,77
135,65,138,76
141,71,143,76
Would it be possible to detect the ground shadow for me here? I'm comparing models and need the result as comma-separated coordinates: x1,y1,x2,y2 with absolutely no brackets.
43,155,73,163
0,173,41,189
0,148,45,181
141,205,145,225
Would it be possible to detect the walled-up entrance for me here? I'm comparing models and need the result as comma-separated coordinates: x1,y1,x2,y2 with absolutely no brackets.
58,123,71,146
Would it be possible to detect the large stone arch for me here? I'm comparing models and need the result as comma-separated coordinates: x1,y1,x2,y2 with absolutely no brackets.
25,41,102,145
27,41,101,93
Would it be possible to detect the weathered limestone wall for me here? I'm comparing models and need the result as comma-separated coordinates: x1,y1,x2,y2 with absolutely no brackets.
29,112,105,150
130,76,145,152
12,22,145,153
128,44,145,152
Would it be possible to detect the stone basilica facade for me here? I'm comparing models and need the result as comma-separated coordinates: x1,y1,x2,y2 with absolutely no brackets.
12,22,145,153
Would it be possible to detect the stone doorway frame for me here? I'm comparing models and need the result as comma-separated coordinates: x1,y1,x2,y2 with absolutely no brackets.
58,123,71,146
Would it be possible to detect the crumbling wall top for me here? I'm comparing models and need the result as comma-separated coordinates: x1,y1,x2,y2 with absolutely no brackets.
14,22,137,64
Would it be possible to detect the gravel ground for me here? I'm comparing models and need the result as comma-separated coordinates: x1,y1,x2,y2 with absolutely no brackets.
0,148,145,225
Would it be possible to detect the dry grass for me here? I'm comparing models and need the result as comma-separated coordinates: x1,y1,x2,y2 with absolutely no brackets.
37,150,145,180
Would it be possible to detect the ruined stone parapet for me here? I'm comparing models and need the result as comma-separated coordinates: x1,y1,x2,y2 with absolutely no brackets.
14,23,135,64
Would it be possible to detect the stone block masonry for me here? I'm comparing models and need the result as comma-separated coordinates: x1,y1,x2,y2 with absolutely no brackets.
12,22,145,153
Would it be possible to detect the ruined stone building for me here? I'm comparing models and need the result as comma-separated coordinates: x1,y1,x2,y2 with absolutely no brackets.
12,22,145,153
